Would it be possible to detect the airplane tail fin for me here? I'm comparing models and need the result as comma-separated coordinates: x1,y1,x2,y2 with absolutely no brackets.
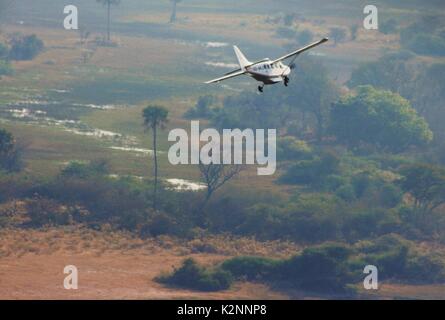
233,46,251,70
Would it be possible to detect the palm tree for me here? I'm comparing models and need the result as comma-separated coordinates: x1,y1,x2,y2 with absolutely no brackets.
169,0,182,23
143,105,169,210
96,0,120,42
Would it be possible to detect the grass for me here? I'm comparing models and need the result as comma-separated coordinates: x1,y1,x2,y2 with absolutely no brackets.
0,225,300,259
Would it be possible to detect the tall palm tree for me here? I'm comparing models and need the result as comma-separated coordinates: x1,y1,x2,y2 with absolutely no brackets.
96,0,120,41
169,0,182,23
143,105,169,210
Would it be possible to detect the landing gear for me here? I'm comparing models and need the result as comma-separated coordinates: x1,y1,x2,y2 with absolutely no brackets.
284,76,290,87
258,85,264,93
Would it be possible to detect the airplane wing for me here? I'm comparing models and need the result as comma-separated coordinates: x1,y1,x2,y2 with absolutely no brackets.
271,37,329,64
205,69,246,84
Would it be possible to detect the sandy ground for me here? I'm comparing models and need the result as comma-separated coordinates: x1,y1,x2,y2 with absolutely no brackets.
0,251,288,300
1,227,445,300
0,227,296,300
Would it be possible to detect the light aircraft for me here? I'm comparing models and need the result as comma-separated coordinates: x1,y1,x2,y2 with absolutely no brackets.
205,37,329,92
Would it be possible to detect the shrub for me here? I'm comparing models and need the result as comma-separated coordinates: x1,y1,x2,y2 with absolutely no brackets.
184,95,216,119
8,34,44,61
60,159,110,179
277,136,312,161
342,209,400,242
278,244,353,293
405,254,445,283
279,151,340,186
324,174,349,192
157,258,233,291
355,234,445,282
335,184,356,202
221,256,280,281
405,34,445,56
0,128,23,172
0,43,8,59
140,212,179,238
378,183,403,208
0,59,12,77
195,244,355,294
25,197,72,227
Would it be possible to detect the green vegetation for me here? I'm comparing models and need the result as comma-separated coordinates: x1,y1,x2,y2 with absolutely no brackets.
8,34,44,61
0,60,12,77
1,0,445,299
163,236,445,294
0,128,22,172
330,86,432,152
400,16,445,56
157,258,233,291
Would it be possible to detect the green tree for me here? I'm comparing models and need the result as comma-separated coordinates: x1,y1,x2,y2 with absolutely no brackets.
288,57,339,141
0,128,22,172
348,51,415,96
184,95,215,119
330,86,433,152
96,0,120,41
411,63,445,140
8,34,44,61
0,128,14,155
398,164,445,215
143,105,169,210
0,42,8,59
0,59,12,78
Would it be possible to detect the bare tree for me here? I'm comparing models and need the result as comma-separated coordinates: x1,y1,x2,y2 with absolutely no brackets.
199,162,243,205
196,162,243,227
78,28,95,64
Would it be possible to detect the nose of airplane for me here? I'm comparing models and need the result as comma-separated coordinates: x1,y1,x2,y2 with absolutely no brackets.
285,66,291,75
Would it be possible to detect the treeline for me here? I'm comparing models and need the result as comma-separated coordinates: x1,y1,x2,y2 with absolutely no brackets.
2,151,445,248
271,12,445,57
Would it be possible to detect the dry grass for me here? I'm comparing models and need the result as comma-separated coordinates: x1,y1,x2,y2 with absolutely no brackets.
0,226,300,259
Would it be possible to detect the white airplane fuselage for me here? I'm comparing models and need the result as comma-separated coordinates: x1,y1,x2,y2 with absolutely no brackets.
244,60,291,85
205,38,329,91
